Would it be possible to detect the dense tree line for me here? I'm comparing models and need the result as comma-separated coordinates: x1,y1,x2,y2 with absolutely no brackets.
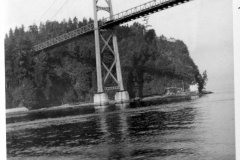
5,17,201,110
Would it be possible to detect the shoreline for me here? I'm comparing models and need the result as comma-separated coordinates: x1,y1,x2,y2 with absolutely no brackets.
6,91,213,117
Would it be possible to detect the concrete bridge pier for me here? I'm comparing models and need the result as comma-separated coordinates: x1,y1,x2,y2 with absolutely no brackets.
94,93,109,106
115,91,130,103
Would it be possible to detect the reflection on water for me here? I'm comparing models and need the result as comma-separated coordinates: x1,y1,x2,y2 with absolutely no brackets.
7,91,235,159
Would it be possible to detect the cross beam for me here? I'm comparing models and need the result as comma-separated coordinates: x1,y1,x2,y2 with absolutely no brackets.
93,0,124,93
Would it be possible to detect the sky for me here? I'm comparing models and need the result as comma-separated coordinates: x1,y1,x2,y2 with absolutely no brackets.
3,0,235,91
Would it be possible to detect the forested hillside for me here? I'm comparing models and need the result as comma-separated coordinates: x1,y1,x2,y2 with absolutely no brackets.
5,17,200,110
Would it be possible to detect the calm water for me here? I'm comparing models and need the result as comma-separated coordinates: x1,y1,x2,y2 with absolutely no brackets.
6,89,235,160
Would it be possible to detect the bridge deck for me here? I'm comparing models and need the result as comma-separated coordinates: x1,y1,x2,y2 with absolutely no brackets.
34,0,193,52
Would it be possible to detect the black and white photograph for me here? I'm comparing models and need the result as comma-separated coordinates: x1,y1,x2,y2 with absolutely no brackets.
2,0,239,159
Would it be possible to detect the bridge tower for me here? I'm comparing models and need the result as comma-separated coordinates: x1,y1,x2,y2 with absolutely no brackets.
93,0,129,106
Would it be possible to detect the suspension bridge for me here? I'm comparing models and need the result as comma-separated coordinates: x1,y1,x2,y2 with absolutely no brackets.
34,0,194,106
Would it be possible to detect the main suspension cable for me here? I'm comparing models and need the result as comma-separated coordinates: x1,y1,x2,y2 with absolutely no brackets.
38,0,58,22
50,0,70,20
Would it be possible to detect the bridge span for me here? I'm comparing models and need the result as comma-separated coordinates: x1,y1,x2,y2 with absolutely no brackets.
34,0,193,52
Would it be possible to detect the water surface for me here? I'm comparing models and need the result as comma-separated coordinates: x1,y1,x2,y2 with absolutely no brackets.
7,89,235,160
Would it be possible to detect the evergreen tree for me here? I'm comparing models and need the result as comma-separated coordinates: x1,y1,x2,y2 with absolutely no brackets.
5,19,200,109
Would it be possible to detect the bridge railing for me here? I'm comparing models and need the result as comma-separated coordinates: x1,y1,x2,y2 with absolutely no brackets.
99,0,173,26
34,23,95,52
34,0,189,52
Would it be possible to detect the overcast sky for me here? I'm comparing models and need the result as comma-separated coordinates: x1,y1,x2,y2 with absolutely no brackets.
4,0,234,91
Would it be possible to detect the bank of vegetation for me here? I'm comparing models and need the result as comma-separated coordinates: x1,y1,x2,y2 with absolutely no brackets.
5,17,207,110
